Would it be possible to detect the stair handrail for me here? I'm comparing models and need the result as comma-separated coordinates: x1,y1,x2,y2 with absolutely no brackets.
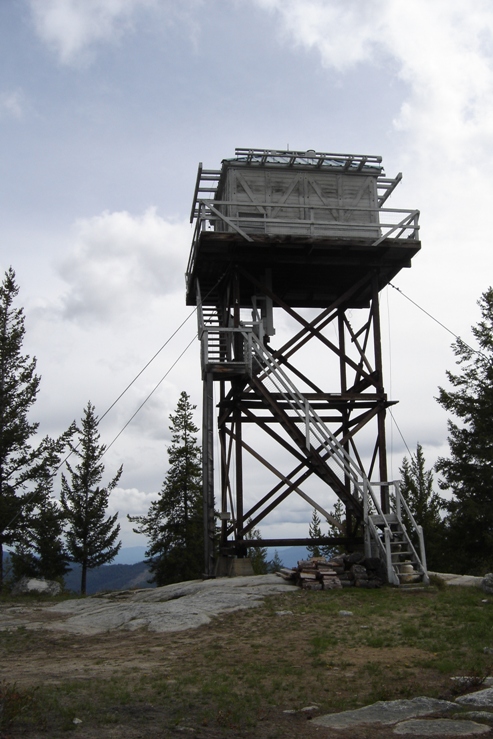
371,480,429,583
196,281,204,335
391,483,429,579
361,501,400,585
249,331,376,505
204,322,427,585
199,319,257,374
362,480,398,580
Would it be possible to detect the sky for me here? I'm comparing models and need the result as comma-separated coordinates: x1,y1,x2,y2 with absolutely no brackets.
2,0,493,553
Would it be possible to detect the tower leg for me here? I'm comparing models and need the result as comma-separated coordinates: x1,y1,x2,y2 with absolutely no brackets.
371,277,390,513
203,372,215,576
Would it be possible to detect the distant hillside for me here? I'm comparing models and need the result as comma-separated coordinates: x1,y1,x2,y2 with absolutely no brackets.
114,546,147,564
114,545,311,568
62,549,309,594
64,561,155,595
266,546,310,569
4,545,311,596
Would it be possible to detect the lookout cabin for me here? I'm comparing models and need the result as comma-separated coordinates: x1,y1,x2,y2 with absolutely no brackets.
187,148,420,310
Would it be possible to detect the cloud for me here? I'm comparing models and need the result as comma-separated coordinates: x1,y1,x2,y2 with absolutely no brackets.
28,0,158,64
56,208,191,324
0,89,26,119
253,0,493,161
107,486,158,547
254,0,385,72
28,0,204,65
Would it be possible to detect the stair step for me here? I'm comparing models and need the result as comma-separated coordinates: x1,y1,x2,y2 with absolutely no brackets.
370,513,399,525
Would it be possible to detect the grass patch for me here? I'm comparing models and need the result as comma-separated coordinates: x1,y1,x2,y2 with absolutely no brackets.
1,584,493,737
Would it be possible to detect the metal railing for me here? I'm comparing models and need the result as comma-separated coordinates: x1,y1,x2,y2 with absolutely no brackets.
186,199,420,290
364,480,429,585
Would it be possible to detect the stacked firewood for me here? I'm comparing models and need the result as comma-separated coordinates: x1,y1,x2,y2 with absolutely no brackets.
277,552,386,590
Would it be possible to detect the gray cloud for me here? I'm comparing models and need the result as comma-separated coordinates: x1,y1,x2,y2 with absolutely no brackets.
56,209,189,324
28,0,158,65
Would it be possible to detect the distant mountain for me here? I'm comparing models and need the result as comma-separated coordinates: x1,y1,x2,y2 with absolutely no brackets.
266,546,310,569
64,561,155,595
62,547,308,593
5,545,309,596
114,545,311,569
113,546,147,565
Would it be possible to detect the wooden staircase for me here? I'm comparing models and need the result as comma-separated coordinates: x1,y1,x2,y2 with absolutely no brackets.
201,304,229,365
196,295,429,587
368,512,429,586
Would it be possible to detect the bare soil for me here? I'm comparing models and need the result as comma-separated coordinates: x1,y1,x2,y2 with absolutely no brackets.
0,589,481,738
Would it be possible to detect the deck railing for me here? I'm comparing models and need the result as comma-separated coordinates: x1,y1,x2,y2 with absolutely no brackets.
186,199,420,291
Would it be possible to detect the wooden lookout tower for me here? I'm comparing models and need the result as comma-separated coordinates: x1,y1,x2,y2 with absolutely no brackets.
186,147,428,585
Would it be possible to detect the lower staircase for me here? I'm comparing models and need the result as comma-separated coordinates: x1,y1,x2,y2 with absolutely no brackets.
368,510,429,586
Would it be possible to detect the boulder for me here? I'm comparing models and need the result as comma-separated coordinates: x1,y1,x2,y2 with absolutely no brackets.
456,688,493,709
393,718,491,735
312,697,456,729
481,573,493,595
11,577,62,596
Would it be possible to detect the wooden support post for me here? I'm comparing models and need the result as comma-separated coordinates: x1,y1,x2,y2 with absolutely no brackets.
219,380,228,549
234,403,244,555
338,309,353,538
371,276,389,513
202,372,215,576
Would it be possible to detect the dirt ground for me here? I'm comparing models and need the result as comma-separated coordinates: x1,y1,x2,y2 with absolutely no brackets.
0,591,479,739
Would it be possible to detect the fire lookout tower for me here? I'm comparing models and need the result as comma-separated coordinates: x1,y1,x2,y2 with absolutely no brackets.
186,147,428,585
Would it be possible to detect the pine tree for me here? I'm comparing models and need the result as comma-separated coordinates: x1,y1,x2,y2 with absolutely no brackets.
0,268,75,591
267,549,283,573
307,508,323,558
245,521,268,574
61,402,122,594
436,287,493,574
129,392,203,586
324,499,346,559
399,443,446,571
11,464,71,582
0,267,41,590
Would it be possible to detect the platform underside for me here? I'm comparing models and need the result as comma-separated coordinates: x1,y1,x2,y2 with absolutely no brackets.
186,232,421,308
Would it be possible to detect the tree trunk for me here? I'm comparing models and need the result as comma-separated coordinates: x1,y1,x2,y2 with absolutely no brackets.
81,561,87,595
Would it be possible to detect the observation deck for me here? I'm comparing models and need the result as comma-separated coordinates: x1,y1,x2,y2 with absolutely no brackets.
186,148,420,309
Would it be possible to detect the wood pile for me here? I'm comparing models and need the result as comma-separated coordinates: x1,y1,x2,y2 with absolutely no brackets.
277,552,386,590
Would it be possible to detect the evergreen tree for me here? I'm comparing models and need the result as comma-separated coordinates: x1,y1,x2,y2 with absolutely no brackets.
245,521,268,574
307,508,323,558
61,402,122,594
0,267,41,589
267,549,283,573
436,287,493,574
0,268,74,591
399,443,446,571
129,392,203,586
324,499,346,559
11,465,71,582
